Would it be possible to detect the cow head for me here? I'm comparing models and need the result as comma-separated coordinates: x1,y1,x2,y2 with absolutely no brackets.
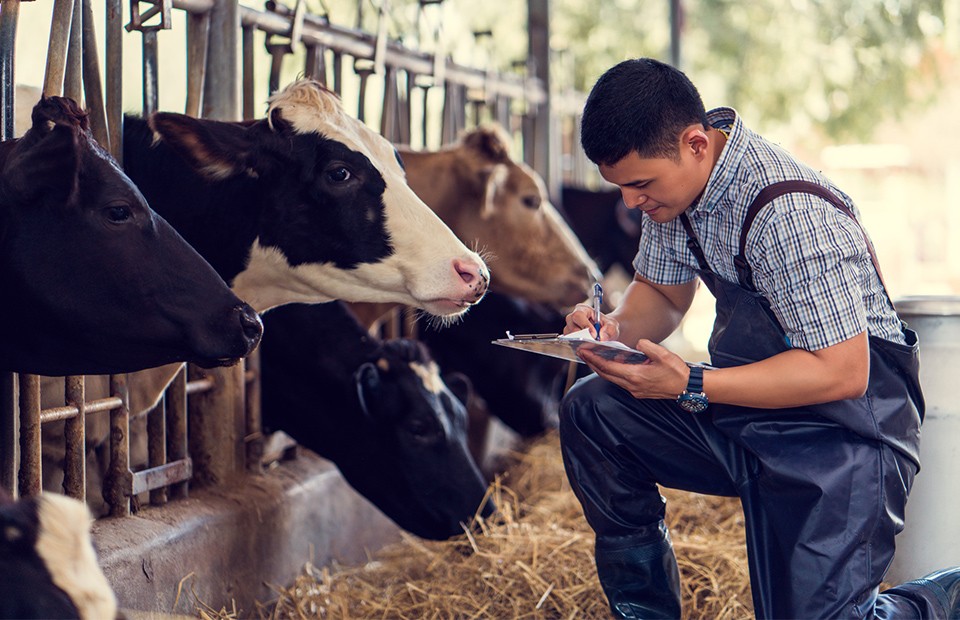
399,125,600,310
0,97,261,375
353,340,494,539
0,489,117,620
143,80,489,319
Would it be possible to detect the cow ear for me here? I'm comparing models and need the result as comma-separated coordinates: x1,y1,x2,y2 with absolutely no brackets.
479,164,508,219
443,372,473,408
461,125,512,164
3,120,79,207
149,113,256,181
355,362,381,419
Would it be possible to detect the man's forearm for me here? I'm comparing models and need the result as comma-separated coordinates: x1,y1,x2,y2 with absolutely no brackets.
610,277,694,346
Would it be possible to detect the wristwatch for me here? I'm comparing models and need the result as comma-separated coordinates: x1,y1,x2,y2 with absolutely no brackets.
677,366,709,413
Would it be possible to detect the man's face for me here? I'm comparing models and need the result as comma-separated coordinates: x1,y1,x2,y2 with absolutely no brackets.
598,131,713,224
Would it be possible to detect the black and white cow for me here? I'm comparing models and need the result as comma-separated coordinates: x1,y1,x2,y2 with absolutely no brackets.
123,79,489,316
0,96,262,376
259,302,492,540
0,488,117,620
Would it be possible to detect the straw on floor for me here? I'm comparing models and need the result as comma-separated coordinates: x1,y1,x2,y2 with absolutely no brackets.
257,431,753,619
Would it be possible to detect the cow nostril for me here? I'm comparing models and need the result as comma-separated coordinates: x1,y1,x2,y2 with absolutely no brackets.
453,258,477,286
237,304,264,345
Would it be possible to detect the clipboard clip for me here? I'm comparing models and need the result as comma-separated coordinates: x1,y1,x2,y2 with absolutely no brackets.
505,331,561,341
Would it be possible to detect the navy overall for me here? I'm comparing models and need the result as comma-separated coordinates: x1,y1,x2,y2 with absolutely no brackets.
559,181,946,618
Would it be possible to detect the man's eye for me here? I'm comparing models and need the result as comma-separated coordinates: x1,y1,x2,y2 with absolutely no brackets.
326,167,351,183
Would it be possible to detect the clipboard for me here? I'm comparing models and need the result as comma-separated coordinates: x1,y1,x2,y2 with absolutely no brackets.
492,329,714,368
493,329,649,365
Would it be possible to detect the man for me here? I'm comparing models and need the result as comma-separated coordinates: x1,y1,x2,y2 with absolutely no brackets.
560,57,959,619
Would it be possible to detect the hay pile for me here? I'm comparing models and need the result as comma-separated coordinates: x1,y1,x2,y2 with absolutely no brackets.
260,431,752,619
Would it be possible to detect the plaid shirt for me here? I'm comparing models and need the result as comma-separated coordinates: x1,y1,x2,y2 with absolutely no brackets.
633,107,905,350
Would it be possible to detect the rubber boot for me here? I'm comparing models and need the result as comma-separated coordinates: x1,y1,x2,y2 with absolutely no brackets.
906,567,960,619
595,522,682,619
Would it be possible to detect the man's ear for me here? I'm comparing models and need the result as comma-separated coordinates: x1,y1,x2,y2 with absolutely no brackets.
683,126,710,158
149,113,257,181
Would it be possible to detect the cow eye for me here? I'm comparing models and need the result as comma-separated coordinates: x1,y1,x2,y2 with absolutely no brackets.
103,205,133,223
326,166,352,183
522,195,540,209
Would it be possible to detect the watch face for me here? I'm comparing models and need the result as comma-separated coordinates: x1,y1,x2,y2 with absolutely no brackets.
678,393,709,413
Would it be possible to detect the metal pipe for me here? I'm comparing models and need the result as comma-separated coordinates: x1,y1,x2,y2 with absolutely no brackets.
62,376,86,500
185,12,210,117
147,396,167,504
0,0,21,140
17,374,40,497
202,0,239,120
106,374,131,517
167,367,189,499
141,29,159,116
241,24,254,119
0,372,16,496
82,0,109,148
64,0,82,102
238,6,545,105
105,0,123,161
44,0,75,96
244,351,262,473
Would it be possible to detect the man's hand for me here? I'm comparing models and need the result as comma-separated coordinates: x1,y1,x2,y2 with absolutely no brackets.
564,303,619,341
578,339,690,400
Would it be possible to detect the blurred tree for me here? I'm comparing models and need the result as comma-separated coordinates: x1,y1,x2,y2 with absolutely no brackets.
308,0,951,141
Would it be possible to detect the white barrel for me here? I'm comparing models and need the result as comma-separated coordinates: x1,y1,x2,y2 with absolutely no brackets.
887,296,960,583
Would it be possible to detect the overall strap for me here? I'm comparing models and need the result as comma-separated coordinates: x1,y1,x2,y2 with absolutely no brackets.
678,213,712,272
736,180,888,294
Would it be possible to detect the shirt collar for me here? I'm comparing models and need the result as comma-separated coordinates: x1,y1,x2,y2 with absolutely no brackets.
692,107,745,214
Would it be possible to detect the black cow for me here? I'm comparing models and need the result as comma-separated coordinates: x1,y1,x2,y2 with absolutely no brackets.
559,184,642,276
0,96,261,376
0,488,117,619
122,79,488,317
259,302,492,540
418,290,582,438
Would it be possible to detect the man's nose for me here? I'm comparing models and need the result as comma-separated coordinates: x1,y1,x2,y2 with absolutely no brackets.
622,190,648,209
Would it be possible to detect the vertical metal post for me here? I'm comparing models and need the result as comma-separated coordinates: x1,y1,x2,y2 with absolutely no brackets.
141,29,159,115
0,0,21,141
244,351,263,473
82,0,110,149
106,0,123,162
203,0,239,120
186,12,210,117
63,376,86,500
17,374,41,497
106,374,131,517
166,367,188,499
527,0,555,195
147,397,166,504
44,0,76,97
670,0,682,68
188,365,245,486
0,372,17,496
64,0,83,102
241,24,254,119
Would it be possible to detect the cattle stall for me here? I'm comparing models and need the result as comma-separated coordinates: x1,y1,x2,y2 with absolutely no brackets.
0,0,596,613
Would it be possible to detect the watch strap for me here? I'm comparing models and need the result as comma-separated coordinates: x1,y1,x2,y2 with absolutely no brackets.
686,366,704,394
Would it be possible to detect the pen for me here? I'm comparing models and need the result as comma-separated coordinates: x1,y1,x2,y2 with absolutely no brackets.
592,282,603,340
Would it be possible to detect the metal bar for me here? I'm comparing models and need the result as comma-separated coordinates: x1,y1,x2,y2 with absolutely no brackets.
44,0,75,96
185,376,215,395
146,396,167,504
380,64,398,141
167,366,189,499
64,0,83,102
185,11,210,117
238,6,546,105
172,0,213,12
106,0,123,161
241,24,254,119
0,0,21,141
17,374,41,497
244,350,262,473
39,396,124,423
1,372,18,496
140,28,159,116
106,374,131,517
82,0,110,149
332,49,342,96
62,376,86,500
131,458,192,496
202,0,239,120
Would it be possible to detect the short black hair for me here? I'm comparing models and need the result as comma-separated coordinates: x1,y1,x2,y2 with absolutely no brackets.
580,58,709,166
